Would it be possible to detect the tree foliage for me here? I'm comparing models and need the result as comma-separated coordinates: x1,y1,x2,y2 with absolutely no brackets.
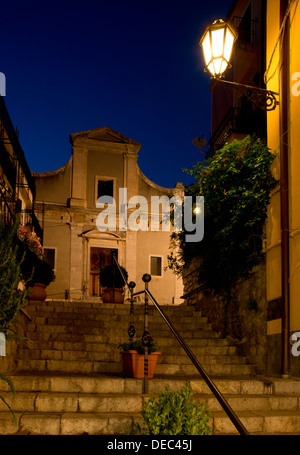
0,219,28,333
168,136,278,297
0,217,29,426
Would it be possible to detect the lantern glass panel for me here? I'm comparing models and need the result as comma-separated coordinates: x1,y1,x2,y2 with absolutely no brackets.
213,58,223,75
211,28,224,58
224,28,235,61
202,32,212,67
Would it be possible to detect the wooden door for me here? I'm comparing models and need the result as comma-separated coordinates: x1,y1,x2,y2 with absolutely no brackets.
89,247,118,296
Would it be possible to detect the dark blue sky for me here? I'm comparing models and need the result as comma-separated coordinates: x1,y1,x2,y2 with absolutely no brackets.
1,0,233,189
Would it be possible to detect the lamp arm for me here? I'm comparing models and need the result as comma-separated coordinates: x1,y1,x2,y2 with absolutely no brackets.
214,78,279,111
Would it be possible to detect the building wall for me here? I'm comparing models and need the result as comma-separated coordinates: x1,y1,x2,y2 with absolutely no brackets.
0,96,37,229
266,0,300,375
34,127,184,304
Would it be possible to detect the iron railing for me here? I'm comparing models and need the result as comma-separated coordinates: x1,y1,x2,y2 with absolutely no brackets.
207,106,266,158
111,253,249,435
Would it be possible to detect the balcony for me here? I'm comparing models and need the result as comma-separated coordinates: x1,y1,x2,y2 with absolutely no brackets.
0,96,36,197
207,106,266,157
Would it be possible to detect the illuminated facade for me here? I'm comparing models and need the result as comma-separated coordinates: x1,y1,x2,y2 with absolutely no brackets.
33,127,184,304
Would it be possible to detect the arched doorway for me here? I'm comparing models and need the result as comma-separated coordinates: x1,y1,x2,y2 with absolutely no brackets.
82,230,125,298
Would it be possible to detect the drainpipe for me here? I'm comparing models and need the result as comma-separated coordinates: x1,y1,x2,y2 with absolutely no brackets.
279,0,290,378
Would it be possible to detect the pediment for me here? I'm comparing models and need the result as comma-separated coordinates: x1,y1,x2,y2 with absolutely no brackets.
82,229,125,240
70,127,141,147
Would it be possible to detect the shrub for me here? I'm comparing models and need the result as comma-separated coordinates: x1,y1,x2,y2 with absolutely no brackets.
20,248,55,286
118,337,158,354
168,136,278,297
0,218,29,425
134,382,211,435
99,264,128,288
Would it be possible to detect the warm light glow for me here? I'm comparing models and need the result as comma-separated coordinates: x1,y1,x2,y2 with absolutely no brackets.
211,28,224,57
199,19,237,77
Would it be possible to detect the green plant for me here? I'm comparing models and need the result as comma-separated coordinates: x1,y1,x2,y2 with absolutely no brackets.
0,218,30,425
118,336,158,354
168,136,277,298
0,219,28,332
31,258,55,286
20,248,55,286
133,382,211,435
99,264,128,288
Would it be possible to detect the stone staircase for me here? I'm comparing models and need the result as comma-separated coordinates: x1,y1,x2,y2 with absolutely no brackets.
0,299,300,435
13,300,254,377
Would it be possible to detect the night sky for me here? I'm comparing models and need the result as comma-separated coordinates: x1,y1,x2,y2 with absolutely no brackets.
1,0,233,189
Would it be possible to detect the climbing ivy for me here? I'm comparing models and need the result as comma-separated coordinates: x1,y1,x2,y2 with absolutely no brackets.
168,136,278,298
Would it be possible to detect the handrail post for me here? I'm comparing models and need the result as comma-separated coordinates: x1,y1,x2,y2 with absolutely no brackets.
142,273,152,394
128,281,136,340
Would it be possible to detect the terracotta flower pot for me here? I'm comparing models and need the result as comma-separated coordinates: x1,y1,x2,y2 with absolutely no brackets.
27,283,47,301
120,350,161,379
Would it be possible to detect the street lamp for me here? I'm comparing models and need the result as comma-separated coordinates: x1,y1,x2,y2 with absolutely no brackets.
199,19,279,111
200,19,237,78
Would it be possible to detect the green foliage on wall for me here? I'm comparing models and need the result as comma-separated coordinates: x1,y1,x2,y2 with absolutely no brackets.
168,136,277,297
0,219,28,333
0,218,29,425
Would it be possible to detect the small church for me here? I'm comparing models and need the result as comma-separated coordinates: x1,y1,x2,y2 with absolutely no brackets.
33,127,184,304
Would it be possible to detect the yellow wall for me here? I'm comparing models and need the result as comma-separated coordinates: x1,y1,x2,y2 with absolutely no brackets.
289,0,300,331
266,0,281,311
266,0,300,334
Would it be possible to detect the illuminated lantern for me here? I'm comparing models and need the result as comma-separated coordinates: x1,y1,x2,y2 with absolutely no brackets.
199,19,237,77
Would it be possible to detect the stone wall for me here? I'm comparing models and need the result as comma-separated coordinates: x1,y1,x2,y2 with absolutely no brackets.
0,309,29,375
182,259,268,374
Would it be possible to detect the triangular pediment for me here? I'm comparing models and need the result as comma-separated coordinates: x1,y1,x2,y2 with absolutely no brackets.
69,126,141,146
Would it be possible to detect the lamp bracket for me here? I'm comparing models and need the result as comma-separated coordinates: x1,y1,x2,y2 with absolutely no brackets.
214,77,279,111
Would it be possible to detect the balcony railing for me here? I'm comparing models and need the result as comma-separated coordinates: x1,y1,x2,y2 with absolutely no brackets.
0,96,36,197
208,106,266,157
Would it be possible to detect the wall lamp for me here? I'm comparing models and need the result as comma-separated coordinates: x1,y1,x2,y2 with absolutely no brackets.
199,19,279,111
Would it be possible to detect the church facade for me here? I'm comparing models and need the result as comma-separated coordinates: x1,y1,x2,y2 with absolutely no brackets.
33,127,184,304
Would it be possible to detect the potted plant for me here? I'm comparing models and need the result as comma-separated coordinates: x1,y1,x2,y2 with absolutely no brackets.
20,250,55,301
118,337,161,379
99,263,128,303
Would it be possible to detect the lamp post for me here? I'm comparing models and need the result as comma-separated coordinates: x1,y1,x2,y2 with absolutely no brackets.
199,19,279,111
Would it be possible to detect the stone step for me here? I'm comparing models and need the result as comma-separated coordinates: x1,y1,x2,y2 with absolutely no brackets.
23,324,221,340
1,406,300,435
155,363,254,376
26,302,201,318
19,332,232,347
25,305,207,319
0,391,298,415
0,374,300,435
18,340,238,356
16,349,247,366
23,319,212,333
3,374,300,395
14,359,254,376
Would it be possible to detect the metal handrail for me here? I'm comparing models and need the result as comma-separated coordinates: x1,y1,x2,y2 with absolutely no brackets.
112,252,134,296
144,286,249,436
111,254,249,435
